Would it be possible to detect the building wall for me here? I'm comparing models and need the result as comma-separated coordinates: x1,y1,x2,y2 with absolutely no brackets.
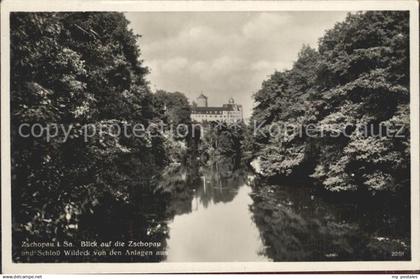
191,107,243,123
191,96,243,123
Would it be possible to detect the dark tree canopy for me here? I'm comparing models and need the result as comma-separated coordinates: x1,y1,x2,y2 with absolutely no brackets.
252,11,410,193
154,90,192,127
11,12,166,247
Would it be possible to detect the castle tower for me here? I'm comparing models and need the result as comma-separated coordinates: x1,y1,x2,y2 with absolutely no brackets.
197,93,208,107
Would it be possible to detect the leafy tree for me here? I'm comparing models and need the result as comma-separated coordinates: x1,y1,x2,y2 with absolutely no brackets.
201,122,245,157
154,90,192,127
310,11,409,193
251,46,319,176
10,12,166,254
252,11,410,194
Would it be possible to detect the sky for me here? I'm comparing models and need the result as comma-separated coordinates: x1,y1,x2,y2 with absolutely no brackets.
125,12,348,120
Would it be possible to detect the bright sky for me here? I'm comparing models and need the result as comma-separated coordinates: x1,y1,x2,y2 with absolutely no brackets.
125,12,348,120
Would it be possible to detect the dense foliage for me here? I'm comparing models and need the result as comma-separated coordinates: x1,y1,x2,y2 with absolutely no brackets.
251,11,410,193
11,12,167,248
154,90,191,128
153,89,192,164
200,121,246,157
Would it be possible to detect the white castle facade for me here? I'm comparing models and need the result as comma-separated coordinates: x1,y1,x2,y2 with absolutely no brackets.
191,94,243,123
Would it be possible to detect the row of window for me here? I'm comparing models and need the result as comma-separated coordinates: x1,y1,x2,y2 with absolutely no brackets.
192,111,224,114
192,112,241,116
193,115,227,118
192,116,243,120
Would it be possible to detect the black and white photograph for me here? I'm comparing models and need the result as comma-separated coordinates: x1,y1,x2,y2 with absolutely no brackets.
1,0,419,274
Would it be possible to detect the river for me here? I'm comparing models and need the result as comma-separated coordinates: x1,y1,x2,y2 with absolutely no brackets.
165,175,269,262
36,155,410,262
151,156,410,262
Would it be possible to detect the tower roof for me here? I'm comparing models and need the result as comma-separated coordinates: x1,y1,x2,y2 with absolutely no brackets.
198,93,207,99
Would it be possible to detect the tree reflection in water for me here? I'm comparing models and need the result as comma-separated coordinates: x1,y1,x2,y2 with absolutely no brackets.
61,155,410,262
249,177,410,261
78,155,249,262
163,155,268,262
161,155,248,217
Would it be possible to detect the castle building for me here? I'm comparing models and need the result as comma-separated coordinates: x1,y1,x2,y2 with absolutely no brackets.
191,94,243,123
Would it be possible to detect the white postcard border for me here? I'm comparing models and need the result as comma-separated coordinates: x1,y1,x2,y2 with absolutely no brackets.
1,0,419,274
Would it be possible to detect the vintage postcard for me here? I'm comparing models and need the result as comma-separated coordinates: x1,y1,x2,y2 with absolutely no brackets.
1,0,419,274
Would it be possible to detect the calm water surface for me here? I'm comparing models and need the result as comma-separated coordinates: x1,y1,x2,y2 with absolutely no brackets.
165,178,269,261
160,157,410,262
70,156,411,262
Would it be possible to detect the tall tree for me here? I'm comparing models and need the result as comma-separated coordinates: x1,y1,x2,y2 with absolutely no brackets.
252,11,410,194
10,12,166,248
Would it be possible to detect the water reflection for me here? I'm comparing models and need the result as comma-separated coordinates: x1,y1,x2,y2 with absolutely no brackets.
249,178,410,261
164,156,268,261
74,155,410,262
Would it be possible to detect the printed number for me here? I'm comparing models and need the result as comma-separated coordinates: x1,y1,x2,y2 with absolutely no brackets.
392,251,404,257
